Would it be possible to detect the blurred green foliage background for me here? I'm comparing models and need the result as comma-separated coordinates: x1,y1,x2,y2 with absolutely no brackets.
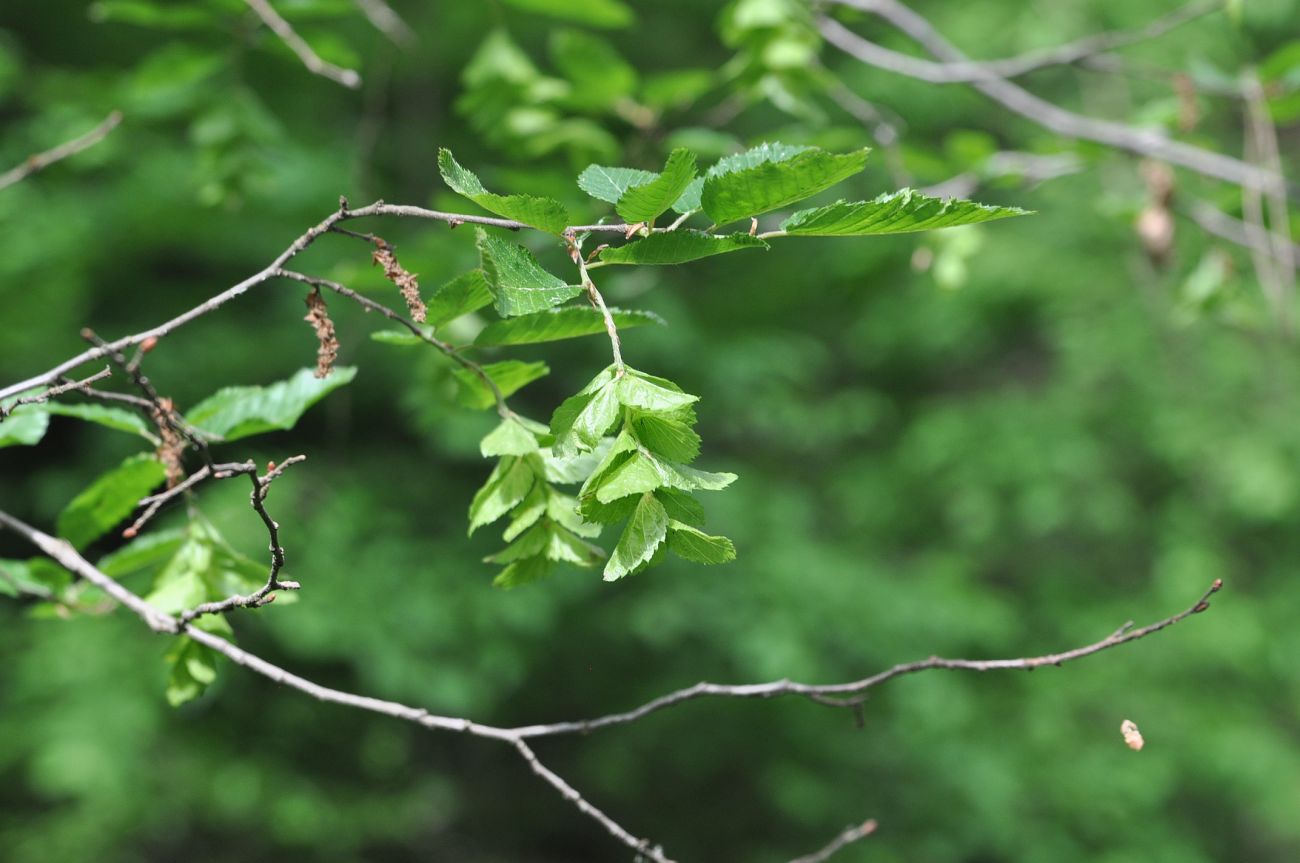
3,0,1300,860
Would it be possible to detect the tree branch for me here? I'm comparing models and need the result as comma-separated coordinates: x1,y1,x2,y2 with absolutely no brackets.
0,366,112,419
243,0,362,89
0,111,122,192
818,1,1293,198
354,0,414,46
789,819,878,863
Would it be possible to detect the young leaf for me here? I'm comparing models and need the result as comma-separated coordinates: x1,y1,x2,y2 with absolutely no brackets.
474,306,664,346
469,456,537,534
546,527,604,565
438,149,571,235
492,555,555,589
550,381,620,455
186,367,357,442
701,147,870,225
165,637,218,706
655,488,706,526
453,360,549,411
426,269,494,328
616,370,698,411
777,189,1031,237
0,404,49,449
370,327,432,346
594,452,664,502
659,461,737,492
40,403,159,442
481,416,542,457
616,148,698,224
97,528,187,578
667,522,736,564
599,231,767,266
57,453,166,550
578,164,657,204
604,492,669,580
477,229,583,317
484,523,550,563
633,413,701,463
503,483,549,541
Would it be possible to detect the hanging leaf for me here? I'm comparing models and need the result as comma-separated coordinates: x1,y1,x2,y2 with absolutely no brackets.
778,190,1030,237
667,521,736,564
41,402,159,442
439,149,571,234
598,231,767,265
426,269,494,328
186,367,356,442
474,306,663,346
604,492,669,580
477,229,583,316
453,360,549,410
0,400,50,449
468,456,538,535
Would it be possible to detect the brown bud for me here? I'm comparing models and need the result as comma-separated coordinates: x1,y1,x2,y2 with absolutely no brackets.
140,336,158,353
267,461,277,472
1212,578,1223,591
122,526,138,539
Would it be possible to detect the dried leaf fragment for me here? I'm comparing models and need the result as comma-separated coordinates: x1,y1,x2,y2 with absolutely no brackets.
372,236,426,323
1121,719,1144,751
304,289,339,379
152,404,185,489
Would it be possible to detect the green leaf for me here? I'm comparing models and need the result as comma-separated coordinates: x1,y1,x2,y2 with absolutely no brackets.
633,413,701,463
598,231,768,265
453,360,549,410
659,461,737,492
551,29,638,108
370,327,431,346
484,523,550,563
546,526,604,565
492,555,555,589
503,483,549,541
577,165,657,204
604,493,669,581
777,190,1031,237
0,558,71,599
477,229,583,317
481,416,541,457
500,0,634,28
655,488,705,526
547,492,602,537
667,521,736,564
164,637,217,706
0,403,50,449
97,528,187,578
426,269,494,328
474,306,664,346
701,147,869,225
40,402,159,442
550,381,620,456
616,149,698,224
186,367,356,442
469,456,538,535
439,149,571,235
57,454,166,550
595,452,664,502
616,370,698,411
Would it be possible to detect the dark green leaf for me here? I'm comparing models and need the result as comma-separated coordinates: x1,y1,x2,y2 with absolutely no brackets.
777,190,1031,237
477,229,583,316
598,231,767,265
499,0,633,28
41,402,159,442
655,488,705,526
439,149,571,234
617,148,698,224
426,269,494,328
186,367,356,442
701,147,869,225
474,306,664,346
57,453,166,550
453,360,549,411
633,413,701,463
604,492,669,580
492,555,555,589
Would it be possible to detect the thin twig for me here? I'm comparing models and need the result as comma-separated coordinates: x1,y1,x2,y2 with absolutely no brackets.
789,819,878,863
0,507,1221,862
576,255,624,373
819,1,1293,199
0,366,112,419
1184,198,1300,264
243,0,362,89
505,579,1223,738
354,0,414,46
1241,70,1295,333
0,111,122,192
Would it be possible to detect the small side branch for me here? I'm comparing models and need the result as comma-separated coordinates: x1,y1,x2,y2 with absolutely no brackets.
575,252,624,373
243,0,362,89
789,819,878,863
354,0,414,46
0,111,122,192
0,366,111,419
